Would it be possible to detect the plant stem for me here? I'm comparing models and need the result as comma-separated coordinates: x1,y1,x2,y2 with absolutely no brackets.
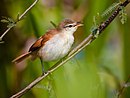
10,0,130,98
0,0,39,42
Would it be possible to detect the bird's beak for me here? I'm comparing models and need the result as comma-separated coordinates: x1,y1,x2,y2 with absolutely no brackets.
76,22,83,27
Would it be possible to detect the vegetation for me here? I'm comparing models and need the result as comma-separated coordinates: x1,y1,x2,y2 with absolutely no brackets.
0,0,130,98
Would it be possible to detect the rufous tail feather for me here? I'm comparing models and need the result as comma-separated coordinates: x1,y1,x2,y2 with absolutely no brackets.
12,52,31,64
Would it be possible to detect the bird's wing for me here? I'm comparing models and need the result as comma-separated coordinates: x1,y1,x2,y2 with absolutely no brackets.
29,29,59,52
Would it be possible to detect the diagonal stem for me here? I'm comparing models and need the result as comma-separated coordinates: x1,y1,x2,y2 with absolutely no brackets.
0,0,39,42
10,0,130,98
18,0,39,20
0,28,11,41
117,75,130,98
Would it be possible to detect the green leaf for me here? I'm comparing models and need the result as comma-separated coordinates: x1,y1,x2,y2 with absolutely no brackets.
1,19,9,23
50,21,57,28
7,17,15,23
17,13,20,21
101,2,120,17
7,23,16,28
0,41,4,44
119,6,127,24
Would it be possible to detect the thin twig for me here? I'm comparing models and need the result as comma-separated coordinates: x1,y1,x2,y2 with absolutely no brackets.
10,73,49,98
117,76,130,98
0,0,39,42
0,28,11,41
18,0,39,20
50,21,57,28
10,0,130,98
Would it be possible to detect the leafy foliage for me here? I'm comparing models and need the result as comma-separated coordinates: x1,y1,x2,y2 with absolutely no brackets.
119,6,127,24
0,0,130,98
1,17,16,28
101,2,121,17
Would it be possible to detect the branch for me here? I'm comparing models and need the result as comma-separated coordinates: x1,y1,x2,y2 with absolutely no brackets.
0,0,39,42
10,0,130,98
117,75,130,98
50,21,57,28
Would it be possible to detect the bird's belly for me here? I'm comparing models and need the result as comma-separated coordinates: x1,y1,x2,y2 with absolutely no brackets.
38,34,74,62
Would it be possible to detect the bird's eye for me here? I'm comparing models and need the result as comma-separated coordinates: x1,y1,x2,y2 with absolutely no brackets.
64,24,74,28
68,25,73,27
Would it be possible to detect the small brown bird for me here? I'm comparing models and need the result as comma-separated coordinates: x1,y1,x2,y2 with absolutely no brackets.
12,19,83,73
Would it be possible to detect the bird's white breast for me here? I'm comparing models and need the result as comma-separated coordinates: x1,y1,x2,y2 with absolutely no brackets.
38,33,74,62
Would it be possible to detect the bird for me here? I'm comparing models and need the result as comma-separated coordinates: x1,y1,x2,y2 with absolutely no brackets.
12,19,83,73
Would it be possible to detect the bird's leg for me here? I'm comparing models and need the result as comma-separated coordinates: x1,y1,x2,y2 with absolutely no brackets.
40,57,46,75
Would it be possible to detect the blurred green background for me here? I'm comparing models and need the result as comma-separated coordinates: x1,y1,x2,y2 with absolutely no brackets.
0,0,130,98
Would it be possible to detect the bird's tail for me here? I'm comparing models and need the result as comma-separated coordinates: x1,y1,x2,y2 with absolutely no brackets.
12,52,31,64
